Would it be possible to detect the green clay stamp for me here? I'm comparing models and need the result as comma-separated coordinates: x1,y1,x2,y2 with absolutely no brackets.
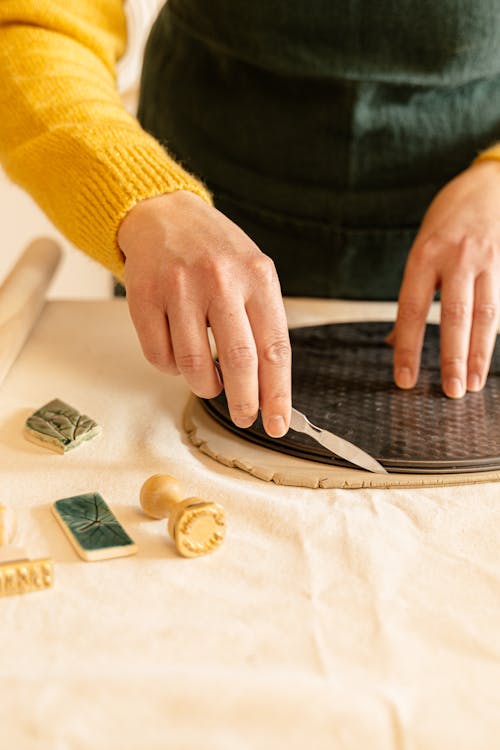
24,398,101,453
52,493,137,561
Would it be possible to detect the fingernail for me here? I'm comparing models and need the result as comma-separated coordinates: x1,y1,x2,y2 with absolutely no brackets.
445,377,464,398
395,367,413,389
233,413,258,428
468,374,481,392
267,415,286,438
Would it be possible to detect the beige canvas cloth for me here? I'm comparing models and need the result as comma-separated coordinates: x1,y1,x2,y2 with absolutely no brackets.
2,299,500,749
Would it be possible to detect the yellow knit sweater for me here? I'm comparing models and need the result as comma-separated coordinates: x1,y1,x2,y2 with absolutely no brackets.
0,0,498,283
0,0,211,281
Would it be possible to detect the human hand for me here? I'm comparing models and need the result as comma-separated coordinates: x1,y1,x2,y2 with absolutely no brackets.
118,190,291,436
389,159,500,397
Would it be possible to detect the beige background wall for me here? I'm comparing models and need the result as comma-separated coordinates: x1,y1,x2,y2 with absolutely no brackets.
0,0,163,299
0,173,112,299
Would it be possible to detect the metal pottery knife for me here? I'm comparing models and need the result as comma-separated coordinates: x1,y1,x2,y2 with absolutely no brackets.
213,360,387,474
290,407,388,474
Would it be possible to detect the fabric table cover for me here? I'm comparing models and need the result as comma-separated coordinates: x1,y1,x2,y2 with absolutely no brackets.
1,299,499,750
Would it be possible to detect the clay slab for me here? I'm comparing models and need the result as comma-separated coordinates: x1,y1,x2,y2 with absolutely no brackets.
52,493,137,562
24,398,101,453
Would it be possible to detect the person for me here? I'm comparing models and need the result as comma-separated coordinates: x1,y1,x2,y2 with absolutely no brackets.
1,1,499,440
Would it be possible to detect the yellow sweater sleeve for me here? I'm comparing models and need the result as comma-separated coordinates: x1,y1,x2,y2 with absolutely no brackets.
0,0,212,281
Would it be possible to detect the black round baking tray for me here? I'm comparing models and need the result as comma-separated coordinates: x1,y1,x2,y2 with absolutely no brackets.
202,322,500,474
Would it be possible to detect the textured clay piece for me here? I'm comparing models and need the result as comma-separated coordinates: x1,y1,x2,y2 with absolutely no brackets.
24,398,101,454
52,493,137,562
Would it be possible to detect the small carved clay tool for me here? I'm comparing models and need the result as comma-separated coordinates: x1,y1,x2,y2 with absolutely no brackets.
0,546,53,597
52,493,137,561
25,398,101,453
140,474,226,558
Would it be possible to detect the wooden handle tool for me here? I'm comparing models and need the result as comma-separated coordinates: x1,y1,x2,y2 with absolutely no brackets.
0,237,62,388
140,474,226,558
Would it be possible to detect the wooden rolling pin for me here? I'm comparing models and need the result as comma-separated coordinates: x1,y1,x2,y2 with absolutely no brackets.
0,238,62,389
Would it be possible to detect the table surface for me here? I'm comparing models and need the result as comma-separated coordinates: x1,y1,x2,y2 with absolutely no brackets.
2,299,500,750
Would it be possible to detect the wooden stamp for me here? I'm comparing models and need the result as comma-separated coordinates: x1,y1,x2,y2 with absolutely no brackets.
139,474,183,519
52,493,137,562
140,475,226,558
0,548,53,597
0,504,17,545
24,398,101,453
169,498,226,558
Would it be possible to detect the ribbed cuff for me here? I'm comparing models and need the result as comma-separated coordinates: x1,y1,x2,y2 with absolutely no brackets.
6,125,212,283
74,134,213,281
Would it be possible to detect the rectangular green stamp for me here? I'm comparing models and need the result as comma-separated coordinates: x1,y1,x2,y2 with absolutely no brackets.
52,493,137,561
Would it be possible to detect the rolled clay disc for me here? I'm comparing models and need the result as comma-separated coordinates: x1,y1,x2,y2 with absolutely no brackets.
183,321,500,489
184,396,500,490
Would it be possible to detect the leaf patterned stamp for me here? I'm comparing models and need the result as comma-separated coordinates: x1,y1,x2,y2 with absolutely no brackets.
52,493,137,561
24,398,101,453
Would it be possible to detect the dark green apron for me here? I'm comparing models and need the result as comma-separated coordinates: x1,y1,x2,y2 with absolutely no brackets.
138,1,500,300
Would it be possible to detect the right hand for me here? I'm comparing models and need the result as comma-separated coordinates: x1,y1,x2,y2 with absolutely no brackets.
118,190,291,437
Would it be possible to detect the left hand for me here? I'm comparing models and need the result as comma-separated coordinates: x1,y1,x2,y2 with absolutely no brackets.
389,159,500,397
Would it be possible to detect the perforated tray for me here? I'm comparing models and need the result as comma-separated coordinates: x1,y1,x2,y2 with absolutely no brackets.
202,322,500,473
